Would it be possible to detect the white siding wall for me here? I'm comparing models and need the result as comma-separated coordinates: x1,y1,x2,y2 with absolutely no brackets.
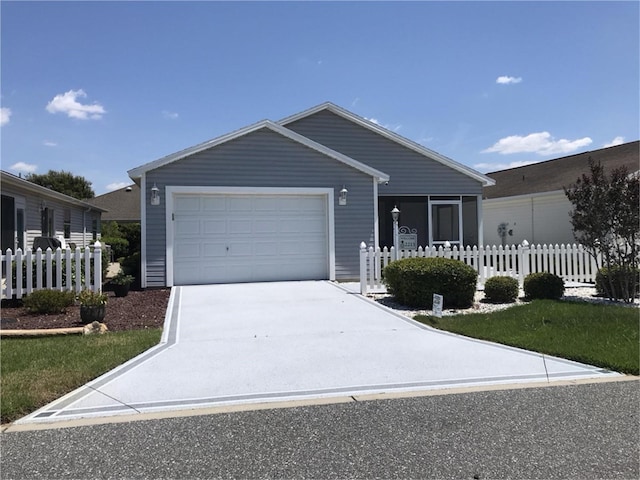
483,191,576,246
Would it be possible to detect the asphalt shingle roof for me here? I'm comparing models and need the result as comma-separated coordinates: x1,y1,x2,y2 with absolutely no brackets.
483,140,639,200
86,184,140,223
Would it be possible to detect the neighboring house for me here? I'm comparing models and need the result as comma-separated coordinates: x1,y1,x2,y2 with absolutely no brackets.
127,102,495,287
482,140,640,246
86,184,141,224
1,170,105,252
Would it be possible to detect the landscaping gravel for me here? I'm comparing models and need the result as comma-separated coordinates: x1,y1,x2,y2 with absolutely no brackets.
372,286,640,318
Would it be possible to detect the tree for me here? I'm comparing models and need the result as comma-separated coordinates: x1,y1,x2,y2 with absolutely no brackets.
26,170,94,199
564,158,639,302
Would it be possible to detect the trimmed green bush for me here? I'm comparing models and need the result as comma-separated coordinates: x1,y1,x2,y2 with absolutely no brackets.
22,289,76,314
523,272,565,300
596,266,640,302
484,276,519,303
383,257,477,309
100,236,129,260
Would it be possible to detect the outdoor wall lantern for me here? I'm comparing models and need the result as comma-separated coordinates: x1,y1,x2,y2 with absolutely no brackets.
150,183,160,206
339,186,348,206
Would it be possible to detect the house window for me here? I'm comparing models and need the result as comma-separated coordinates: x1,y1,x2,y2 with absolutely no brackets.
41,207,54,237
64,209,71,239
91,218,98,241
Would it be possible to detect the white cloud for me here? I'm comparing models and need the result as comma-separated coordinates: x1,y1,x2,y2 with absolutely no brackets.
162,110,179,120
482,132,592,155
1,107,12,126
10,162,37,174
46,89,106,120
603,136,625,148
473,160,538,173
43,140,57,147
106,182,130,191
496,76,522,85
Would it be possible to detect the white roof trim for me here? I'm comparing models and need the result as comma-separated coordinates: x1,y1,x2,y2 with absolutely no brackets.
279,102,496,187
128,120,389,182
1,171,106,212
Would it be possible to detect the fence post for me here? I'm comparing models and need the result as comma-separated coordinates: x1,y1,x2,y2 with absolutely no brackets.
519,240,530,286
15,248,23,299
360,242,368,295
93,241,102,293
4,249,13,299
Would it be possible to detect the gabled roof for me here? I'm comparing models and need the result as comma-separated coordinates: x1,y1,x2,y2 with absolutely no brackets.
1,171,106,212
86,184,140,222
483,140,640,200
128,120,389,182
279,102,495,187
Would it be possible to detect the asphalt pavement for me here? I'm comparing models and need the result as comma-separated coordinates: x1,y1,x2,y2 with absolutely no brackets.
2,380,638,479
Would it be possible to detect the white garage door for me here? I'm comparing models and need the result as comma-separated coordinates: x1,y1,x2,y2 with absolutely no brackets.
172,193,329,285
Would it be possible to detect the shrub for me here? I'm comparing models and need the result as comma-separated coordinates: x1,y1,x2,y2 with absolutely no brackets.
596,266,640,302
100,236,129,260
23,290,75,314
383,257,477,309
523,272,565,300
121,252,141,290
484,276,519,303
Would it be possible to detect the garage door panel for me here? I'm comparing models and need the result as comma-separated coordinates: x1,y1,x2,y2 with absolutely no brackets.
174,196,201,212
229,242,253,256
202,197,227,211
229,220,253,234
173,193,329,285
202,243,227,257
255,241,278,255
254,219,277,234
175,219,201,234
203,220,227,235
174,243,201,259
228,197,252,212
255,197,281,212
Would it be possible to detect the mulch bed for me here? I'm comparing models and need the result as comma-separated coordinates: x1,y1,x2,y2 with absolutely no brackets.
1,289,171,332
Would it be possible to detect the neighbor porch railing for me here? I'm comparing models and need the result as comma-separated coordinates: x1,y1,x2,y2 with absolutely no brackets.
359,241,600,295
1,242,103,299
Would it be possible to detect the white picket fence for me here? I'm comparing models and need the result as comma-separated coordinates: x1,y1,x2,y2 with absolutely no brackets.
359,241,600,295
1,242,103,299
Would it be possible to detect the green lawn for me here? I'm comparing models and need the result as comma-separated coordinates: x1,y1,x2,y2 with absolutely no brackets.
1,329,162,424
415,300,639,375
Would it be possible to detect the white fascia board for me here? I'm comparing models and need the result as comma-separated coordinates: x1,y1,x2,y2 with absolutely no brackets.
279,102,496,187
127,119,389,183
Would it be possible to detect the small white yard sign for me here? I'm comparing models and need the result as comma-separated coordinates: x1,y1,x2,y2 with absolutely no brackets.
432,294,443,318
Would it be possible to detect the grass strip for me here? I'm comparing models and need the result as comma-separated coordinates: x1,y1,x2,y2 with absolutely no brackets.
1,329,162,424
415,300,639,375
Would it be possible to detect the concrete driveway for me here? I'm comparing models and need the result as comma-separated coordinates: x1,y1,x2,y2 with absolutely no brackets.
17,281,619,425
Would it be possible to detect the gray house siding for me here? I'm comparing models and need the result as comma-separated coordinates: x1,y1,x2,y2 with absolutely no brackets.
1,182,99,251
144,128,376,287
285,110,483,196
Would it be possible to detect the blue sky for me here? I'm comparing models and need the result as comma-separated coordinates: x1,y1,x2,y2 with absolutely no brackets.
2,1,638,195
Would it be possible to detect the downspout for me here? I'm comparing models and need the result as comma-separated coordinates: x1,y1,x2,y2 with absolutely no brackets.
530,197,535,244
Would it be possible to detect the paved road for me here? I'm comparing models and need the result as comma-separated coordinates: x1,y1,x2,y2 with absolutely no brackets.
2,381,638,479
